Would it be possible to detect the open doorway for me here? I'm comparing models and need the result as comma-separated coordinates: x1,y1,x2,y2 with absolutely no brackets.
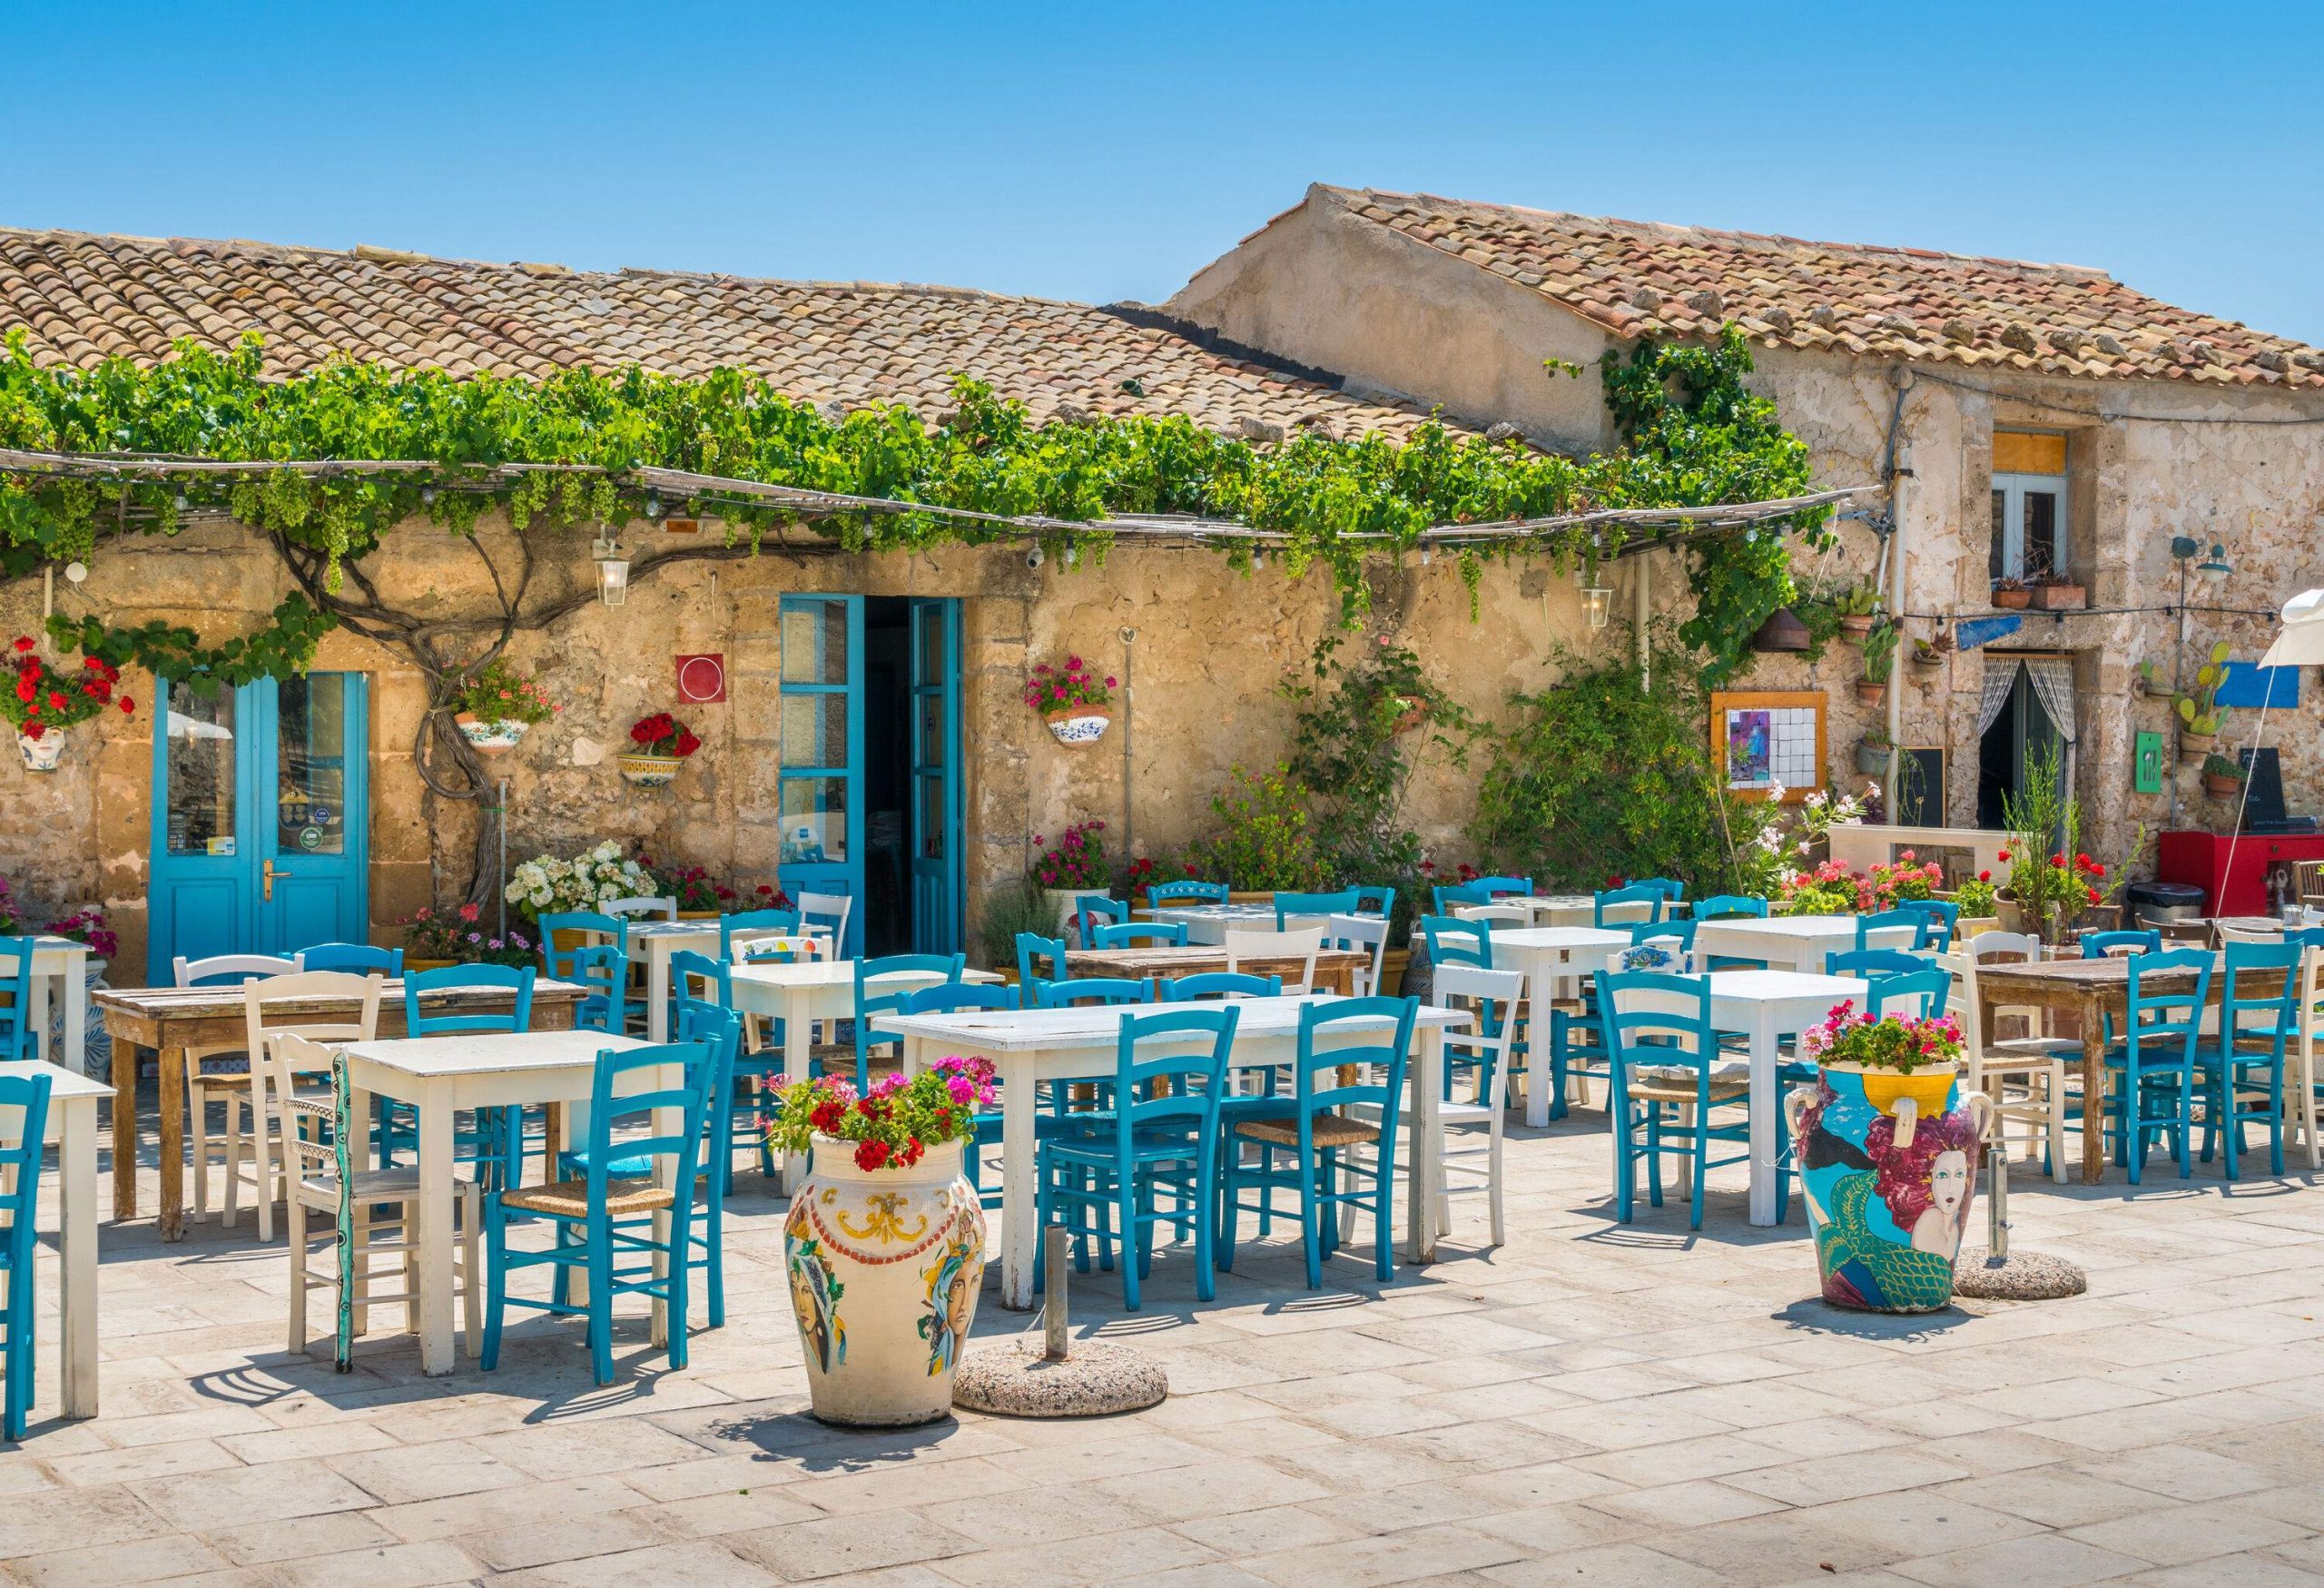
1976,656,2065,829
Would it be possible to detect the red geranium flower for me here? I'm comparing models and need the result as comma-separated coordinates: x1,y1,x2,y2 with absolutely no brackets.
9,637,31,654
854,1139,891,1171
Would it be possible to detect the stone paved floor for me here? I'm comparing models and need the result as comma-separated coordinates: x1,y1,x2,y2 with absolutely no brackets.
8,1102,2324,1587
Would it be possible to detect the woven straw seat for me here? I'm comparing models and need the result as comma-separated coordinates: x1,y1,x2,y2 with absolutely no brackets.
296,1166,427,1201
498,1178,674,1219
1630,1075,1750,1104
1234,1111,1380,1149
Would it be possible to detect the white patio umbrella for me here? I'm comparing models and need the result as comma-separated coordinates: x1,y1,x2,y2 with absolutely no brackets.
2260,588,2324,667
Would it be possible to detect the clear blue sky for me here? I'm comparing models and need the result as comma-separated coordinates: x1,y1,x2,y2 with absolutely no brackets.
10,2,2319,343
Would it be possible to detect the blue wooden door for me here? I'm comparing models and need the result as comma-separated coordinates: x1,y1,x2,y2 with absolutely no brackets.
777,597,864,957
908,598,964,955
149,673,369,981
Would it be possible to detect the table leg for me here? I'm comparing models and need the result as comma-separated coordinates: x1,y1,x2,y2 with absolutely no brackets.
646,946,670,1044
1748,1008,1779,1226
59,1097,97,1417
2081,996,2108,1185
1000,1045,1038,1310
159,1046,185,1242
26,965,50,1063
775,991,812,1196
1522,966,1557,1129
111,1038,139,1221
1408,1025,1443,1264
416,1091,456,1375
63,959,84,1079
650,1065,678,1349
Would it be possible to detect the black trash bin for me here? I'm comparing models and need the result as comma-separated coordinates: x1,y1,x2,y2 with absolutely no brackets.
2124,879,2206,926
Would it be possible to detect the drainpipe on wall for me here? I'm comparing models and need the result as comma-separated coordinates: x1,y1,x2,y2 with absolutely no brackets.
1634,556,1650,690
1118,627,1137,870
1886,443,1911,803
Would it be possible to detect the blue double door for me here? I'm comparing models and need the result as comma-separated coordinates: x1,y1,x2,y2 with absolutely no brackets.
777,596,962,958
147,674,370,982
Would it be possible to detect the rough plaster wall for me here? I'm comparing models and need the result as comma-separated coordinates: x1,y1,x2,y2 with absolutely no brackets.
1166,190,1617,453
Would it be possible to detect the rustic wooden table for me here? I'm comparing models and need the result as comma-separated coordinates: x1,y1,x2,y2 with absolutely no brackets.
94,977,585,1240
1974,951,2287,1184
1062,943,1372,997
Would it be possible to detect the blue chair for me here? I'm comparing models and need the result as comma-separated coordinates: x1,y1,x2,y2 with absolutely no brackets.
570,945,630,1035
1351,885,1394,918
850,954,966,1091
1149,881,1229,908
1473,875,1533,899
1598,972,1768,1229
397,965,537,1189
1866,967,1951,1021
559,1002,743,1327
1161,972,1280,1001
1034,976,1152,1009
1594,885,1664,927
2196,942,2299,1179
1635,878,1688,912
0,1068,51,1439
1220,997,1416,1288
1825,949,1929,980
538,912,629,976
2083,930,2162,960
1017,932,1067,990
1625,919,1697,953
1037,1005,1236,1310
1092,922,1188,949
717,908,798,960
1433,882,1492,914
2105,948,2212,1183
482,1040,713,1385
896,981,1027,1206
300,942,404,976
1896,899,1959,952
1694,895,1767,921
1856,909,1929,952
1420,914,1491,971
1076,897,1128,944
1275,890,1360,928
0,937,43,1062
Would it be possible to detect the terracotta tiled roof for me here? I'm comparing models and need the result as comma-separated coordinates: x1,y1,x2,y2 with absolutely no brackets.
0,226,1443,437
1316,186,2324,390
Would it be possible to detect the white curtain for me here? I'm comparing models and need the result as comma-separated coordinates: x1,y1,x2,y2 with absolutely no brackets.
2024,656,2079,745
1976,656,2023,739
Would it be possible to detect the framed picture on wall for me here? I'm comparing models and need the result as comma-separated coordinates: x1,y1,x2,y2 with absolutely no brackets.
1709,691,1827,803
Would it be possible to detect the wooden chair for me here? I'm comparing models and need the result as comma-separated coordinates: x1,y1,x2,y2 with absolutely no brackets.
2282,931,2324,1169
273,1031,480,1362
2295,861,2324,911
1431,966,1522,1247
0,1068,51,1440
222,972,384,1241
601,895,678,922
1225,926,1324,994
1323,912,1389,997
175,952,300,1231
1452,902,1531,929
1944,932,2071,1183
796,891,853,954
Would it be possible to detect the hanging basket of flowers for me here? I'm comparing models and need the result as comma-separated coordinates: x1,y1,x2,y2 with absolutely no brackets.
622,712,702,787
450,658,556,753
1024,656,1114,746
3,637,134,772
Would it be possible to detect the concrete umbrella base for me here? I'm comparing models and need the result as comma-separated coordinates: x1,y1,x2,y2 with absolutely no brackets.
953,1338,1167,1418
1952,1247,2088,1301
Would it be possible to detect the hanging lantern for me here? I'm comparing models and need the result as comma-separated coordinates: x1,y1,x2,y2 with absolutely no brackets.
592,531,630,607
1752,607,1813,653
1581,585,1613,629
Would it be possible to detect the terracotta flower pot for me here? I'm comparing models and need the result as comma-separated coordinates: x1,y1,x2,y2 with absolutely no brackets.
1855,680,1887,706
1992,588,2032,610
1044,707,1109,746
2178,731,2214,765
2202,773,2243,801
784,1137,983,1426
1788,1065,1991,1314
455,714,528,753
1838,614,1877,640
2033,583,2087,611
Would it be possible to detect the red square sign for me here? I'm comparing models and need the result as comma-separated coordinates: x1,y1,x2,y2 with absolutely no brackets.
675,654,726,704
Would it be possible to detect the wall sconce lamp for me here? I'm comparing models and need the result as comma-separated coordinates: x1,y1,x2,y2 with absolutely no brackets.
2196,543,2232,587
593,530,630,607
1581,583,1613,630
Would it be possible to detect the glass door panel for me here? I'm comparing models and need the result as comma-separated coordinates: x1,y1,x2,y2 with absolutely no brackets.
908,598,962,955
777,596,863,953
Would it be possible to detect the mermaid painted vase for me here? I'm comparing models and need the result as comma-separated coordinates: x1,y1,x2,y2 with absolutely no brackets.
1787,1063,1992,1313
784,1136,985,1426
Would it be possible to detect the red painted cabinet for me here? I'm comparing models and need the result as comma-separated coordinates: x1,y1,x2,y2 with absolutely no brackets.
2156,829,2324,914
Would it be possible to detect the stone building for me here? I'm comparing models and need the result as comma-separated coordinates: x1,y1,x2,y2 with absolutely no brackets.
1171,185,2324,885
1,193,2319,981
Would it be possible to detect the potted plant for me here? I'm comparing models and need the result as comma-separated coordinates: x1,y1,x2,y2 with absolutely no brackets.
42,902,115,1065
771,1057,994,1426
1834,583,1883,641
1024,656,1114,746
1856,727,1892,777
2174,642,2231,764
639,853,735,917
1788,1001,1990,1313
2132,659,2166,699
450,657,555,753
1181,764,1332,902
622,713,702,787
2201,752,2248,802
1948,873,2002,939
3,637,135,771
2031,566,2087,611
401,902,536,971
1994,745,2142,946
1029,820,1111,938
975,873,1057,978
505,842,658,952
1991,576,2031,610
1855,620,1897,706
1908,637,1947,674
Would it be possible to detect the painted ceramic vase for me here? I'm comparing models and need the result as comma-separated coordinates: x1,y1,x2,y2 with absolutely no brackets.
454,714,528,753
618,752,682,788
1788,1063,1991,1314
1044,707,1109,746
784,1136,985,1426
16,731,64,772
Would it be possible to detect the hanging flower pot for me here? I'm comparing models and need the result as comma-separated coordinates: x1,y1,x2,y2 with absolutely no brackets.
1838,614,1878,641
3,637,135,773
455,714,529,754
1855,679,1887,706
1025,655,1115,748
619,752,682,787
623,712,702,788
2177,729,2215,766
1751,607,1812,654
1044,706,1110,746
16,730,65,773
1389,695,1430,735
1855,739,1890,776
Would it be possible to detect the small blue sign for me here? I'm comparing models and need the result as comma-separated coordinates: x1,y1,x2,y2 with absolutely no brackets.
1954,615,2024,652
2215,661,2299,710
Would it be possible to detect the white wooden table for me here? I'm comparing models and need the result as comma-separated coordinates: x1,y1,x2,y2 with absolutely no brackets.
340,1030,672,1376
4,938,91,1075
725,962,998,1188
1612,970,1866,1226
1692,914,1917,975
623,922,832,1042
1138,904,1376,945
1483,927,1630,1126
875,994,1467,1309
2,1060,105,1417
1493,896,1599,928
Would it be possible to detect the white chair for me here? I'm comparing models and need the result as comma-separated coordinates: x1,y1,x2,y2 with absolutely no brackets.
1453,903,1531,928
1945,932,2071,1183
797,892,853,954
602,895,678,922
227,972,385,1240
2288,942,2324,1169
176,953,300,1228
1323,913,1389,997
1225,926,1324,994
271,1031,480,1359
2220,922,2284,945
729,932,825,1052
1431,966,1523,1246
